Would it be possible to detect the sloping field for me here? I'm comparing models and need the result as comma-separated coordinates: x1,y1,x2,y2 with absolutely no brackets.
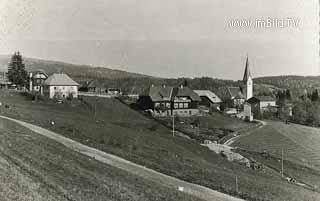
233,120,320,190
233,121,320,170
0,118,202,201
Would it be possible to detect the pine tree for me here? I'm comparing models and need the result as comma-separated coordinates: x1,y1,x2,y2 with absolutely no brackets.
183,79,188,87
285,89,291,100
311,90,319,102
7,52,28,87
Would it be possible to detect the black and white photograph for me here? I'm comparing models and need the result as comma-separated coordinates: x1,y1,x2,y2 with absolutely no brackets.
0,0,319,200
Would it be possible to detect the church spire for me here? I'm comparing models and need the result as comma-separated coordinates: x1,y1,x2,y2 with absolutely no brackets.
243,55,251,82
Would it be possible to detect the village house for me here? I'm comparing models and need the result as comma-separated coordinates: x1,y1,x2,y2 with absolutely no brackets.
247,96,277,117
137,85,201,117
194,90,222,109
28,69,48,94
226,87,246,108
87,80,106,93
43,73,79,99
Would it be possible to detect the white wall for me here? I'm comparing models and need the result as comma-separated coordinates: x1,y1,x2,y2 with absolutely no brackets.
48,85,78,99
246,77,253,100
260,101,276,108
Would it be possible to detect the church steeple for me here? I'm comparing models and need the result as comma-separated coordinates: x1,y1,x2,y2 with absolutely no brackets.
243,55,253,100
243,55,251,82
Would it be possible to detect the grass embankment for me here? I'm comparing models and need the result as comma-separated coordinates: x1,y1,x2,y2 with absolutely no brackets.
0,90,319,201
0,118,201,201
152,113,254,143
234,120,320,190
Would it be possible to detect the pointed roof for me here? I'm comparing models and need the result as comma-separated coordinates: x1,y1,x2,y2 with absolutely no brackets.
243,55,252,81
141,85,201,102
44,73,79,86
227,87,245,99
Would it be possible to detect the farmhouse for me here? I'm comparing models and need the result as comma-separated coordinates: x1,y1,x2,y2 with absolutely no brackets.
138,85,201,116
28,69,48,94
194,90,222,109
87,80,106,93
43,73,79,99
247,96,277,116
226,87,246,108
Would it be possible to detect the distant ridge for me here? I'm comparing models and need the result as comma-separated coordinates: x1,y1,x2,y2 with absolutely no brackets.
0,55,155,80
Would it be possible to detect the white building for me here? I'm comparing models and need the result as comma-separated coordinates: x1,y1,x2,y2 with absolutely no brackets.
29,70,48,94
43,73,79,99
243,55,253,100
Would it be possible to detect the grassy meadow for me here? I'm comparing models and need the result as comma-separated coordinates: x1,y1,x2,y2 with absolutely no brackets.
234,120,320,189
0,90,319,201
0,118,200,201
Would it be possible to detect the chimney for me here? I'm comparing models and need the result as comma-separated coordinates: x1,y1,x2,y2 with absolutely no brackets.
151,84,154,87
162,84,166,88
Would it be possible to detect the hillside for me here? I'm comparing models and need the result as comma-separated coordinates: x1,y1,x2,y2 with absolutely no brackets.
254,75,320,97
0,90,319,201
0,55,152,80
233,120,320,190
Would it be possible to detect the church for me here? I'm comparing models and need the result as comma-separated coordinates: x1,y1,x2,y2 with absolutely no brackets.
226,56,253,108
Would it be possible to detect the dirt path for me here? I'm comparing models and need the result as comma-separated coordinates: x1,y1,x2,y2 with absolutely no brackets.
224,120,267,146
0,115,243,201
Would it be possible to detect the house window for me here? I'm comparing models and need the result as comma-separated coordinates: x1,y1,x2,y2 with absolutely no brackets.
183,103,189,108
155,103,160,108
174,103,178,109
179,103,183,108
166,103,170,108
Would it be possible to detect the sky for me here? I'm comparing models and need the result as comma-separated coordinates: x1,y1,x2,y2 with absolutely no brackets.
0,0,318,80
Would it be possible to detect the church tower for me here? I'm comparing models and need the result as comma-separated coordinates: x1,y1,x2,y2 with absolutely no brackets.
243,55,253,100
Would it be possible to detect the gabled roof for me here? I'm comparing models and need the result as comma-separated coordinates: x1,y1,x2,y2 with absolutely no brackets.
31,70,48,79
227,87,245,99
247,96,275,103
141,85,201,102
141,86,173,102
194,90,222,103
44,73,79,86
175,87,202,101
243,56,252,81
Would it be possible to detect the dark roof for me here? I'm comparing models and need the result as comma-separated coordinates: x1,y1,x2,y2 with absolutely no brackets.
227,87,245,99
141,86,173,102
141,85,201,102
44,73,79,86
247,96,276,103
175,87,201,101
243,56,252,81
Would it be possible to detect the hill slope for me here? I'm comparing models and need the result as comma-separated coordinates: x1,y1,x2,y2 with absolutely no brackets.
0,55,152,80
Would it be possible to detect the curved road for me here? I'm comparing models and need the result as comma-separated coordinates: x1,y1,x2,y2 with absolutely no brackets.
224,120,267,146
0,115,243,201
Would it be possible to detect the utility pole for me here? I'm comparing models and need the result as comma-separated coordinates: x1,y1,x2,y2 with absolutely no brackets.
172,113,175,136
281,148,284,177
235,176,238,193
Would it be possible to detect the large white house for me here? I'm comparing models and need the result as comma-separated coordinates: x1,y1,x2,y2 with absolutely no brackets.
43,73,79,99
